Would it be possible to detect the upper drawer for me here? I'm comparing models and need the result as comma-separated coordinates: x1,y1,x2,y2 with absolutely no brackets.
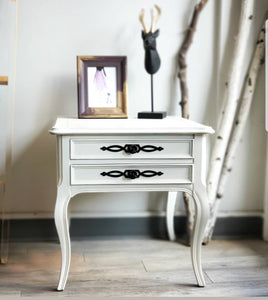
70,136,193,160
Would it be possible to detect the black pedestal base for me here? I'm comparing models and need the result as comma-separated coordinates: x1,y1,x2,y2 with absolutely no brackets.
137,111,167,119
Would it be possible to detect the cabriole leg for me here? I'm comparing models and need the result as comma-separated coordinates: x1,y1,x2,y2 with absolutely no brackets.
166,192,177,241
190,188,208,287
54,189,71,291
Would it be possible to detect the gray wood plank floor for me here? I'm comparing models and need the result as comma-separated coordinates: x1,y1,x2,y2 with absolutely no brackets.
0,238,268,297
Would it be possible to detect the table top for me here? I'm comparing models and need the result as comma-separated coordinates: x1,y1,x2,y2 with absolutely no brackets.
50,117,214,135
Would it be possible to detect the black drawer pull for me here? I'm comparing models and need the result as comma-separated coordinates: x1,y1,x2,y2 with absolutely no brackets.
100,169,163,179
100,144,164,154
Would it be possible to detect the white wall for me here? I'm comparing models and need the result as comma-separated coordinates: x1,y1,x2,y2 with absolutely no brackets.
1,0,267,219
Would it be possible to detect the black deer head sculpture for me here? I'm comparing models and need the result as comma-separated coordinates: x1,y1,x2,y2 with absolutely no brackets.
139,5,161,75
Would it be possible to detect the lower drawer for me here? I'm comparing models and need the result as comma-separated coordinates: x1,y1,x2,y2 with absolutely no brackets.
70,164,192,185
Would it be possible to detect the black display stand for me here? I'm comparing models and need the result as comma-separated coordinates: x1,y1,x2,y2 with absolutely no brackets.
138,75,166,119
138,111,166,119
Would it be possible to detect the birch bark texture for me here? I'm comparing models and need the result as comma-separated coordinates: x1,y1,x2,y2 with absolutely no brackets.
204,0,255,243
205,16,266,242
217,18,266,200
177,0,208,245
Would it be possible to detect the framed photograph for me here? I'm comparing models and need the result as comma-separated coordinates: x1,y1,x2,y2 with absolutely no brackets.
77,56,127,118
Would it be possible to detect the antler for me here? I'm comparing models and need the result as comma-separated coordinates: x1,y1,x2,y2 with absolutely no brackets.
139,9,148,34
139,5,161,34
150,5,161,33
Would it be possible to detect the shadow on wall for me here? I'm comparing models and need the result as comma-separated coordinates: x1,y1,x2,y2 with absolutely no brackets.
6,125,57,215
69,191,169,218
5,63,78,216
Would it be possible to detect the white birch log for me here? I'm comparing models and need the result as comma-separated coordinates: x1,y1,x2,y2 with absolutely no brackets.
204,0,254,243
204,17,266,243
217,20,265,199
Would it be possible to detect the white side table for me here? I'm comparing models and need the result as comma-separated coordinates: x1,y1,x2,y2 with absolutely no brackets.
50,117,214,291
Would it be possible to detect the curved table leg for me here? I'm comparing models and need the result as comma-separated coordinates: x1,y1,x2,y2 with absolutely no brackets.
166,192,177,241
54,189,71,291
190,187,209,287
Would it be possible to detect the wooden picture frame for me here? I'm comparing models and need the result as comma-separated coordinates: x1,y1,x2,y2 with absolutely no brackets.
77,56,127,118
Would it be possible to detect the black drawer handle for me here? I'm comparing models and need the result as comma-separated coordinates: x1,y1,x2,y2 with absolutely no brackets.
100,144,164,154
100,169,163,179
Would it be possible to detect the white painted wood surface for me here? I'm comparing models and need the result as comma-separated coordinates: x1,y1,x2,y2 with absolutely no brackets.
50,117,214,135
166,192,177,241
70,136,194,160
50,117,214,291
70,163,193,185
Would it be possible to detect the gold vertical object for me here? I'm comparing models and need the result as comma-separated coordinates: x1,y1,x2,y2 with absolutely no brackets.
0,0,19,263
0,76,9,264
0,76,8,86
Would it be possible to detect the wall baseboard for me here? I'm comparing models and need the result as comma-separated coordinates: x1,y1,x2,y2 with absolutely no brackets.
3,216,263,242
2,210,263,220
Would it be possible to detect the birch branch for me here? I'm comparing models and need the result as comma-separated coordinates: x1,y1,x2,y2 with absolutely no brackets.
205,16,266,240
178,0,208,119
177,0,208,245
204,0,254,243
